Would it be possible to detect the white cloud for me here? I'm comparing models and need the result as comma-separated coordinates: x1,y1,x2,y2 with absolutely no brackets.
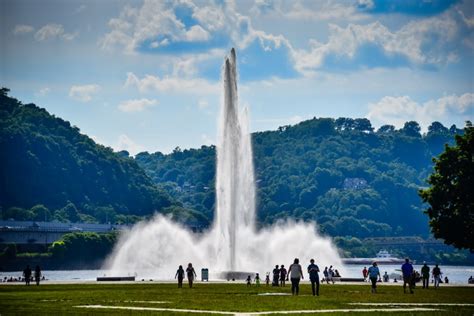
115,134,144,155
292,10,461,74
118,98,158,112
250,0,277,16
35,87,50,97
100,0,286,55
184,25,210,42
285,1,366,21
367,93,474,130
150,38,169,48
251,0,367,21
100,1,191,53
169,48,224,77
13,24,34,35
69,84,101,102
34,23,77,41
124,72,219,95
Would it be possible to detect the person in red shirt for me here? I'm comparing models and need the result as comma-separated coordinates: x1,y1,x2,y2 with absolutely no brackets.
362,267,368,282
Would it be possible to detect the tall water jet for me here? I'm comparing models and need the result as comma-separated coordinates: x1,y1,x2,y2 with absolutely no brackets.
105,49,343,278
215,48,256,271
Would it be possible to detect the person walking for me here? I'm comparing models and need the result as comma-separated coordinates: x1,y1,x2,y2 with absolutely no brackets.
432,264,442,289
246,275,252,287
288,258,304,295
280,265,287,287
34,265,41,286
323,267,329,284
368,262,380,293
401,258,414,294
186,263,197,288
421,262,430,289
328,266,335,284
175,265,185,288
272,265,280,286
265,273,270,286
23,265,32,286
307,259,320,296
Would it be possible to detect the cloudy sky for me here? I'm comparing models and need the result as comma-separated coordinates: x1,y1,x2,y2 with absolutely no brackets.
1,0,473,154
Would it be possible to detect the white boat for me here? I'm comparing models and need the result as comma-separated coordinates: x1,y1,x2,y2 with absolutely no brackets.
342,249,406,265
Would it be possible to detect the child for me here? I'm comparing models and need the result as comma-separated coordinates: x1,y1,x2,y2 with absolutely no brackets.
255,273,261,286
265,273,270,286
246,275,251,286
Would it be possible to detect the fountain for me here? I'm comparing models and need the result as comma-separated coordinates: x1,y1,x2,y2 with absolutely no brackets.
105,49,343,279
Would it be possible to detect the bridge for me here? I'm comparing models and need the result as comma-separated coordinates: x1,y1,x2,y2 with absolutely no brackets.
0,220,128,245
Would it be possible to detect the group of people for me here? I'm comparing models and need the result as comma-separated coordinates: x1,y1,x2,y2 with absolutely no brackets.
364,259,446,294
420,262,444,289
322,265,341,284
174,263,197,288
22,265,42,286
267,258,322,296
402,259,446,293
246,273,261,286
270,264,288,287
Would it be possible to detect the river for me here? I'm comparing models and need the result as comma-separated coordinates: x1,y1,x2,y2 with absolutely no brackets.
1,265,473,285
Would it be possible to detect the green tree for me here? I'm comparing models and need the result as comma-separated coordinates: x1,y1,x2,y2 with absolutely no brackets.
49,240,66,259
401,121,422,138
2,207,34,221
419,122,474,251
30,204,51,221
60,202,81,223
49,232,118,262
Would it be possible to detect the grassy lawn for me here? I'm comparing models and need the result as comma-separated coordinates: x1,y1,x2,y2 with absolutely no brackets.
1,282,473,315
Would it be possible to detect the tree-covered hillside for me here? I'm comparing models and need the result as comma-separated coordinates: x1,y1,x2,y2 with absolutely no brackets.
0,88,464,241
136,117,463,239
0,88,173,223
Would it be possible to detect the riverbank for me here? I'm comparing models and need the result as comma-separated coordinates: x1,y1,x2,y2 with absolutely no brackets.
3,264,473,285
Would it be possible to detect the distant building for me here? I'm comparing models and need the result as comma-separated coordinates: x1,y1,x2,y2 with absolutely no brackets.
343,177,368,190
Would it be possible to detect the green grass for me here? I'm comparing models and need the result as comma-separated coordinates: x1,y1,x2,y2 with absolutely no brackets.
0,282,473,315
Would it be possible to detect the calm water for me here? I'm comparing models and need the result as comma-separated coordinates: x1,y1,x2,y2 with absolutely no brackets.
1,265,473,284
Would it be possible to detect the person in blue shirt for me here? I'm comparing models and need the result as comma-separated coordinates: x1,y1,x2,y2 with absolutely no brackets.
368,262,380,293
401,258,414,294
307,259,320,296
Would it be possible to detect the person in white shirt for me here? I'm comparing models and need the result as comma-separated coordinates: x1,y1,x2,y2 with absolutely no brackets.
287,258,304,295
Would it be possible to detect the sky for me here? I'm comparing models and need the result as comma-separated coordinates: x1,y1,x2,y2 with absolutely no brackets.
1,0,473,155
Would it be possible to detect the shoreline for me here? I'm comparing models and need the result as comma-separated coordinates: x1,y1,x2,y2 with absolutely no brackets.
1,280,473,286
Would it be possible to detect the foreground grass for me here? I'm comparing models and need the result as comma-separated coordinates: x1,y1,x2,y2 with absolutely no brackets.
0,282,473,315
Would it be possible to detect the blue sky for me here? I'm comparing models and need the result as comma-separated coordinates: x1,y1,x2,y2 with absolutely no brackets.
1,0,473,154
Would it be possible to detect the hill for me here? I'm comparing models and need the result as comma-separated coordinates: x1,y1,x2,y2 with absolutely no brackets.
136,117,463,240
0,88,173,224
